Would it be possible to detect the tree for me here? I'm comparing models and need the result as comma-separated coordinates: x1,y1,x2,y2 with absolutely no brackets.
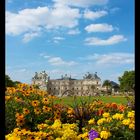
110,81,120,92
5,75,15,87
118,70,135,93
5,75,21,87
102,80,112,94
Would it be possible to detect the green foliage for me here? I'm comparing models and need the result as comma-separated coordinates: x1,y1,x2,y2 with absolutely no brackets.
57,96,128,105
118,71,135,92
102,80,111,87
5,75,15,87
125,95,135,110
102,80,112,93
5,75,21,87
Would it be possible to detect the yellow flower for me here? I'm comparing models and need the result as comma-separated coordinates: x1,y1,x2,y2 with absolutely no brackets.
103,112,110,118
23,108,30,115
82,127,88,132
6,135,21,140
127,111,135,118
100,131,111,139
106,117,112,123
15,113,25,126
112,113,124,120
62,123,78,132
94,138,101,140
15,97,22,102
129,123,135,130
16,119,25,126
5,96,11,101
97,118,106,125
88,118,95,125
61,128,78,140
34,108,41,115
78,132,88,139
31,100,40,107
42,98,49,105
37,124,48,130
27,136,36,140
35,137,41,140
67,108,74,114
122,119,131,126
51,119,62,129
55,138,61,140
43,106,51,113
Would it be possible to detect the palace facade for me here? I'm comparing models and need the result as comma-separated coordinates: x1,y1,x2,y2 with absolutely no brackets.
32,71,102,96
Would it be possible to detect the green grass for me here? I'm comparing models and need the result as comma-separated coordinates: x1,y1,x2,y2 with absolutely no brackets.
55,95,128,106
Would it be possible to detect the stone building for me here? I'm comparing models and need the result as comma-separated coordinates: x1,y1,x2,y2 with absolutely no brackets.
32,71,48,90
32,71,102,96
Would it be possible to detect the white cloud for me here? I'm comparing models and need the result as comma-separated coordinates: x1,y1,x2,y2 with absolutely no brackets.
67,28,80,35
44,55,51,59
109,73,122,79
85,35,127,46
110,7,120,14
22,32,40,43
53,36,65,43
48,57,77,66
7,69,33,83
53,0,108,8
6,5,81,36
83,10,108,20
85,23,114,33
6,7,47,35
53,37,65,40
17,69,27,72
40,53,77,66
84,53,134,65
39,53,51,58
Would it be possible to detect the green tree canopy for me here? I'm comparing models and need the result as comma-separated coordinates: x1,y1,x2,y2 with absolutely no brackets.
102,80,112,93
102,80,111,88
118,70,135,92
5,75,15,87
5,75,21,87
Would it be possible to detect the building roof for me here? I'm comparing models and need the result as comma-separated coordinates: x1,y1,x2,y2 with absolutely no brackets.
83,72,101,80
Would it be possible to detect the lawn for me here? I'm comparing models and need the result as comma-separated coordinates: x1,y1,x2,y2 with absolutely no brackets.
55,95,128,106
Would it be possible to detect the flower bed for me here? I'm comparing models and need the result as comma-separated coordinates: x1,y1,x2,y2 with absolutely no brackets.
5,84,135,140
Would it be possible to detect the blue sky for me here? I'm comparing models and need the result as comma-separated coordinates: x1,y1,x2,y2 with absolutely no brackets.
6,0,134,84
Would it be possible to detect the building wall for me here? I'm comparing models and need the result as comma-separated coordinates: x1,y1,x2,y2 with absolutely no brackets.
32,72,102,96
47,79,101,96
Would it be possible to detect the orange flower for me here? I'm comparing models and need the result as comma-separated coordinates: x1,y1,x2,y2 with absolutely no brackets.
117,105,126,112
31,100,40,107
24,91,30,96
105,103,111,108
43,106,52,113
26,136,35,140
23,108,30,115
54,111,61,116
16,113,25,126
54,115,61,120
16,113,24,119
97,109,104,116
15,97,22,102
34,108,41,115
5,96,11,101
111,103,118,109
42,98,49,105
67,108,74,114
16,118,25,126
